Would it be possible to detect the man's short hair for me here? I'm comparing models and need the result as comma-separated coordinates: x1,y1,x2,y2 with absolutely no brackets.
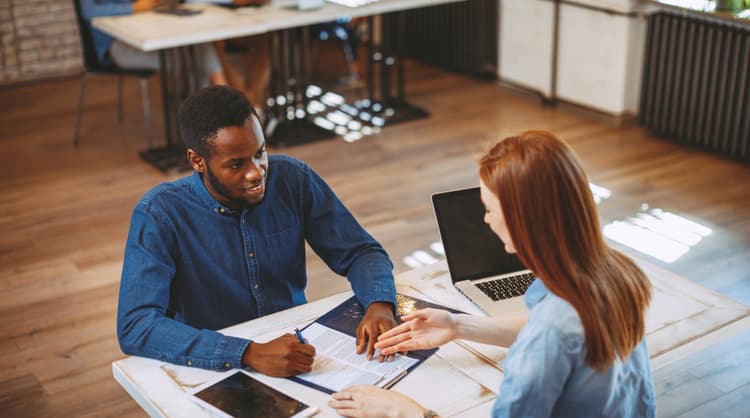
177,85,259,159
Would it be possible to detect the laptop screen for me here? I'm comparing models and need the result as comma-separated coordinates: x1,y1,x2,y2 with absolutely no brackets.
432,187,526,283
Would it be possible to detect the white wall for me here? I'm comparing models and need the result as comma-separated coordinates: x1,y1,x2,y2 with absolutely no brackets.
498,0,648,116
499,0,555,98
556,4,647,114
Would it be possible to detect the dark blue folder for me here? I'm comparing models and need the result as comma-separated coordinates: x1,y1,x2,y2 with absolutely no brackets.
290,293,463,394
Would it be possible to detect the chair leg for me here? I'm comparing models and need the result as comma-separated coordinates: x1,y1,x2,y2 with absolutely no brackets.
73,73,89,146
118,75,124,123
140,77,153,148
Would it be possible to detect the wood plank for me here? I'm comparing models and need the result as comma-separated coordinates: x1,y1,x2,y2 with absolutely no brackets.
0,374,46,414
678,383,750,418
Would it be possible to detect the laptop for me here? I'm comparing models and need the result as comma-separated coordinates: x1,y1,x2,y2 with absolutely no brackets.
431,187,535,317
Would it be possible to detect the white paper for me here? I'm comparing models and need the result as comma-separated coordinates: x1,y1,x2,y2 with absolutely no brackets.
298,322,418,392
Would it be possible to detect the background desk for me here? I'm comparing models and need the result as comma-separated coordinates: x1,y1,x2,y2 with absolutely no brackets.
92,1,462,52
112,260,750,417
92,0,464,171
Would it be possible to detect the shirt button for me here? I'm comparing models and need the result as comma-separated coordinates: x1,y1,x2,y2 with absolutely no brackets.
219,208,226,214
187,360,192,366
248,252,254,257
225,363,231,369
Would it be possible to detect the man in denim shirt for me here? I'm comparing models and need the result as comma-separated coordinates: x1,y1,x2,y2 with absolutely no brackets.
117,85,398,376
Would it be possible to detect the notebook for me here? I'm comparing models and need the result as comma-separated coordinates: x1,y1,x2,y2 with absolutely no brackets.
431,187,535,317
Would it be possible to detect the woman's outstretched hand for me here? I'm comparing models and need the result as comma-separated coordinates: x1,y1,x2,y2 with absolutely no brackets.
374,308,458,355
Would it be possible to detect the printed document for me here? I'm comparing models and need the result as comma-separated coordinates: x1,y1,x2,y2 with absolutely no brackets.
296,322,418,392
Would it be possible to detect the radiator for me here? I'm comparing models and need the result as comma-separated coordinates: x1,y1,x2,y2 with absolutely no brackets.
382,0,498,77
639,11,750,163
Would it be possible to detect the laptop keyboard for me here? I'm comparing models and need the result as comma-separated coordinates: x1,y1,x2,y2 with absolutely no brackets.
475,272,535,301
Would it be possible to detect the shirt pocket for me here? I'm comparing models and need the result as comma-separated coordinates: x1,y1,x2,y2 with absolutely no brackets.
264,222,306,293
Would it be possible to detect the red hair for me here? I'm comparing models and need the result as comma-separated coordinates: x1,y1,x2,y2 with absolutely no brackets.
478,131,651,371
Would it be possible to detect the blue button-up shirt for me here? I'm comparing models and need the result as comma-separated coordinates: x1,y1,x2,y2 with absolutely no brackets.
493,279,656,417
117,155,397,370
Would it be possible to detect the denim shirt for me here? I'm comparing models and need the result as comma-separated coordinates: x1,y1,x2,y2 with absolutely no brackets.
79,0,134,62
492,279,656,418
117,155,397,371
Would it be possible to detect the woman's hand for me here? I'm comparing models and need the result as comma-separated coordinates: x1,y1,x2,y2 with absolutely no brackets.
375,308,458,355
330,385,429,418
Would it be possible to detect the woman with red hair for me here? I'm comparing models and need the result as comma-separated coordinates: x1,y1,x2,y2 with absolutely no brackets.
329,131,656,418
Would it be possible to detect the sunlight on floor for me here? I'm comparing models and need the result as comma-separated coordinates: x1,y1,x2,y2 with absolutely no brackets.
604,206,712,263
403,242,444,269
593,182,712,263
273,85,386,142
590,182,612,204
402,184,712,268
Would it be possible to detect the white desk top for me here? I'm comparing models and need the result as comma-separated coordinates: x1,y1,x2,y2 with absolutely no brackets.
112,260,750,417
92,0,465,52
113,289,504,417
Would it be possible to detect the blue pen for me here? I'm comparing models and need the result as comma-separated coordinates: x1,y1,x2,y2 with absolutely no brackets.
294,328,306,344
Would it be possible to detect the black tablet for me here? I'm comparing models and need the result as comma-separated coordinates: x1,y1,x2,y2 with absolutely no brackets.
190,370,318,418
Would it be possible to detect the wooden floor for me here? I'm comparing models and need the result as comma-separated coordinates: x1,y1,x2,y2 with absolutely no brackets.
1,59,749,417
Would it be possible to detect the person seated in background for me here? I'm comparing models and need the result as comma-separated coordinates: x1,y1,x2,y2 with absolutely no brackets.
117,85,398,376
79,0,229,86
214,34,270,113
329,131,656,418
185,0,272,110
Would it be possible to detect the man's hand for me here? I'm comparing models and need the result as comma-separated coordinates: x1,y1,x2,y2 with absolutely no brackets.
242,333,315,377
356,302,397,362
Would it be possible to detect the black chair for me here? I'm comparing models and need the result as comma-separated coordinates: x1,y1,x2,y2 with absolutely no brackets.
72,0,156,147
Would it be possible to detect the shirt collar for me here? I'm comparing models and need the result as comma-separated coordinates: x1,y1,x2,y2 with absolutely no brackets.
188,171,240,216
524,278,549,309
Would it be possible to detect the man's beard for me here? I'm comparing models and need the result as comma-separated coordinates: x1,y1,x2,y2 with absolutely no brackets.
205,163,258,209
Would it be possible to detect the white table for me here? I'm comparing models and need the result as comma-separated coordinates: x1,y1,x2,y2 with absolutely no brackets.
92,1,463,52
112,260,750,417
92,1,465,171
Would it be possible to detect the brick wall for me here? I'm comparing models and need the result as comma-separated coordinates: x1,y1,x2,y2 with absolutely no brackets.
1,0,82,85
